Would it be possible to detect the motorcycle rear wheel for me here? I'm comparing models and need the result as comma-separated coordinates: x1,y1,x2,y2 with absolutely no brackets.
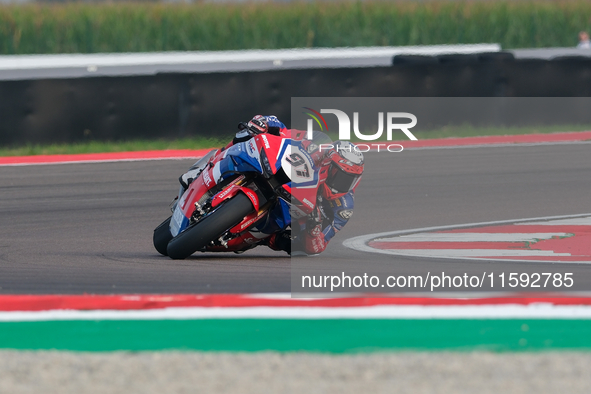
166,193,255,260
153,216,173,256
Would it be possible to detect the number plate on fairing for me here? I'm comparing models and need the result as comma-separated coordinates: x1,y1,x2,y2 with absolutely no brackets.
281,145,316,185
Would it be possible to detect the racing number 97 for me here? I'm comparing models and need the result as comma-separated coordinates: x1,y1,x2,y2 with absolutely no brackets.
286,153,311,180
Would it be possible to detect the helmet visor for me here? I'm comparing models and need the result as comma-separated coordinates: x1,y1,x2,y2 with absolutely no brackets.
326,166,360,194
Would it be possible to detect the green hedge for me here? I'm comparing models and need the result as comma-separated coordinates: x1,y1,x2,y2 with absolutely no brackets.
0,1,590,55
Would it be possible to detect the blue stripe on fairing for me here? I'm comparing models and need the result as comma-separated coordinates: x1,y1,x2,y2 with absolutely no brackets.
275,139,290,172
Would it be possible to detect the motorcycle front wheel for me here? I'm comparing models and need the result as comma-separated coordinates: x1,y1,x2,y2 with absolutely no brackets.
166,192,255,260
153,216,173,256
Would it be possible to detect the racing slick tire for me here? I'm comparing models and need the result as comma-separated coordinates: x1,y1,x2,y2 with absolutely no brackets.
166,193,255,260
153,216,173,256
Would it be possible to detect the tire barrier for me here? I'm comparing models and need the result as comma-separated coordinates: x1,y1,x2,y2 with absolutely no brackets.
1,54,591,145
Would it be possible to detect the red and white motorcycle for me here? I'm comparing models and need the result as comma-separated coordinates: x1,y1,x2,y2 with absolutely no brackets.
153,129,327,259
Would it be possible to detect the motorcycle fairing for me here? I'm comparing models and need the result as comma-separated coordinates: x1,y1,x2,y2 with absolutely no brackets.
169,134,293,239
211,184,260,211
273,137,291,173
217,140,263,176
288,139,322,216
254,197,291,235
170,201,191,237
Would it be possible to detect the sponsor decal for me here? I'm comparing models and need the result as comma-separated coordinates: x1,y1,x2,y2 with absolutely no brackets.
247,139,258,158
261,134,271,149
217,185,235,200
245,190,259,208
202,170,213,187
240,219,256,231
240,211,268,231
303,198,314,209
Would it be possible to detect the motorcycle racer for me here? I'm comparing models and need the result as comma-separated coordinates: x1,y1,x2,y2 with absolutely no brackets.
231,115,287,145
176,116,363,256
269,140,364,255
179,115,287,192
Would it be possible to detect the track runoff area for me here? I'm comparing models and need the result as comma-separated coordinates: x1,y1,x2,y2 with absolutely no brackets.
1,131,591,352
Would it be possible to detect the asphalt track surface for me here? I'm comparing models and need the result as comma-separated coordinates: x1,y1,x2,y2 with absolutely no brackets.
1,142,590,294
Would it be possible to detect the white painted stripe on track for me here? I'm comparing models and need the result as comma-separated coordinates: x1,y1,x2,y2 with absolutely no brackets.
376,233,569,243
515,217,591,226
376,249,572,258
397,140,591,151
2,305,591,321
343,213,591,264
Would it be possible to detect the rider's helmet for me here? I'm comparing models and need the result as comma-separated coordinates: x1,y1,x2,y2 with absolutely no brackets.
246,115,269,134
321,140,364,199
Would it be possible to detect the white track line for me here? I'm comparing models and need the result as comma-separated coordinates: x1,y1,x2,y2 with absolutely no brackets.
375,233,568,243
515,217,591,226
1,304,591,321
397,140,591,151
343,213,591,264
376,249,572,258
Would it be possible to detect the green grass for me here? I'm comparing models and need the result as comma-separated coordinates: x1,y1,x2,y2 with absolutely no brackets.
1,1,591,54
0,137,227,157
1,125,589,156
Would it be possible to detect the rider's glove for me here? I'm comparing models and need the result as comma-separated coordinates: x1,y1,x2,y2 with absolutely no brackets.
265,115,284,136
306,206,324,236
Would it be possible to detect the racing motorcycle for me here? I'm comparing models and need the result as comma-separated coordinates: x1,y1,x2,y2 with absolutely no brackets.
152,129,329,259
